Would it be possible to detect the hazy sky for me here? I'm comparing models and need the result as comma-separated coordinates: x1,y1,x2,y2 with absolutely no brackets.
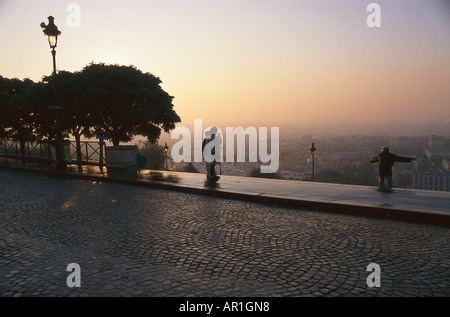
0,0,449,133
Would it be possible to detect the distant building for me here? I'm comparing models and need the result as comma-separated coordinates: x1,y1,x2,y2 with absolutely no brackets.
412,171,449,191
424,149,450,159
443,159,449,171
281,170,305,181
428,135,447,149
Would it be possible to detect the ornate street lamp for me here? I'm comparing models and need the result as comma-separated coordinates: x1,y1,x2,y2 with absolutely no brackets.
310,142,316,182
164,142,169,170
40,16,65,170
40,16,61,76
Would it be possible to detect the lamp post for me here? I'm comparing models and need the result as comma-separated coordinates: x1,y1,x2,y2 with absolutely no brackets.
164,142,169,170
40,16,60,76
310,142,316,182
40,16,65,170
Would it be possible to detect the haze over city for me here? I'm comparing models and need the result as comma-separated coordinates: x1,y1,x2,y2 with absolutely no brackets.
0,0,449,136
1,0,450,301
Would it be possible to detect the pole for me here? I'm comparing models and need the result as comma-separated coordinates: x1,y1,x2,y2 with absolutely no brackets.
310,142,316,182
165,151,168,170
52,47,65,171
52,48,57,76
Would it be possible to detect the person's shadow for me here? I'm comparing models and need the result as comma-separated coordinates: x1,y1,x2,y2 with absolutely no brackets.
204,179,220,188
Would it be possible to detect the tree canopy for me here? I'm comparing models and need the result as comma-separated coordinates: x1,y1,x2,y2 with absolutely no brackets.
79,63,180,146
0,76,36,155
0,63,181,157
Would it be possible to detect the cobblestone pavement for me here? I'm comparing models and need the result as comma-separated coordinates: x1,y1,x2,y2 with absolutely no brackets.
0,169,449,297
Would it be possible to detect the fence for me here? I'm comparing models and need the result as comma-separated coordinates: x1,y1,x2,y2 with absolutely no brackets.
1,139,182,171
69,140,107,165
0,139,106,166
1,139,50,159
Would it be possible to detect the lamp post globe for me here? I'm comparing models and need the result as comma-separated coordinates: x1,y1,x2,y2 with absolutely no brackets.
41,16,61,50
164,142,169,170
310,142,316,156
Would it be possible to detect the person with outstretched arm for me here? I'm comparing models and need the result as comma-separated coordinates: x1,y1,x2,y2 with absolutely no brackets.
370,146,415,190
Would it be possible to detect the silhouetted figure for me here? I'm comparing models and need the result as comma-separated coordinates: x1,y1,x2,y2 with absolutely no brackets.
370,146,415,190
202,130,220,182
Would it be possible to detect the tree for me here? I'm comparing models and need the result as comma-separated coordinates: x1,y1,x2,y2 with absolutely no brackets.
80,63,180,146
1,77,37,157
42,70,96,163
27,80,56,141
137,141,166,170
0,76,12,138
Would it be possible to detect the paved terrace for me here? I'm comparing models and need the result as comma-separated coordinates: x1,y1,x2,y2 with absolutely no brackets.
1,158,449,228
0,158,449,297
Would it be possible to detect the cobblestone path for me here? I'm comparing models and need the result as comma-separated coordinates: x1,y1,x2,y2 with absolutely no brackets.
0,170,448,296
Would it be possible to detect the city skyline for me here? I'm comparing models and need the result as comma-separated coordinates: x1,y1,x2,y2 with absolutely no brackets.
0,0,449,132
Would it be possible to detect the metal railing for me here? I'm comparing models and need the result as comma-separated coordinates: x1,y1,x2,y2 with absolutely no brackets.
69,140,106,165
0,139,106,166
1,139,179,171
1,139,51,158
